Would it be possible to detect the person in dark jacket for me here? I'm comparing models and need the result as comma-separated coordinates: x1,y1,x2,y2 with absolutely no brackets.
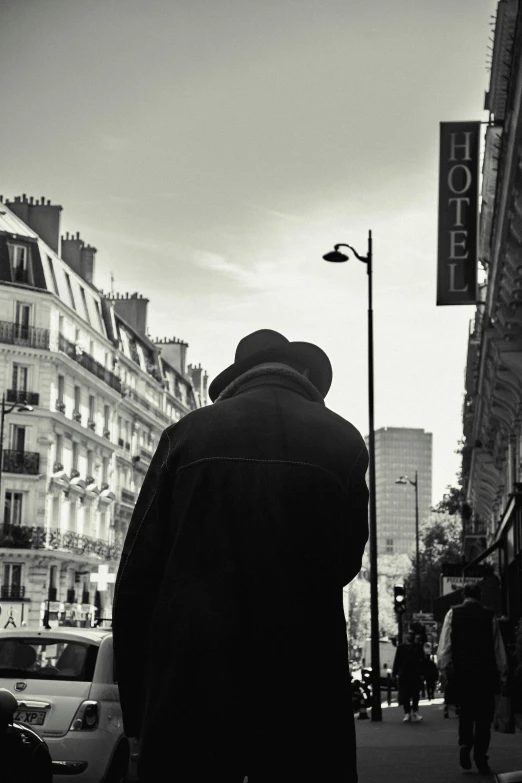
113,329,369,783
438,583,508,775
392,630,425,722
0,688,53,783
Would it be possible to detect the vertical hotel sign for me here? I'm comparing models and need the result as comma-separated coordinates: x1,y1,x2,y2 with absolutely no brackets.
437,121,480,305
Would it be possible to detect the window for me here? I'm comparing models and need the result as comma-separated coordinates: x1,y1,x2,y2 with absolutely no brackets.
11,425,26,452
385,538,394,555
104,405,110,432
52,496,60,525
58,315,64,335
72,442,79,471
88,395,95,422
15,302,30,339
55,434,63,464
69,500,77,532
79,286,91,324
64,273,76,309
57,375,65,402
102,457,109,484
84,505,91,535
99,510,107,540
90,340,94,356
74,386,81,412
3,563,22,594
87,450,94,477
10,245,30,283
12,363,28,393
4,492,23,526
94,300,104,332
47,256,59,295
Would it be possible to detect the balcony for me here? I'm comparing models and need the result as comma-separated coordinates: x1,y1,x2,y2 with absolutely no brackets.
120,487,137,506
58,333,121,394
2,450,40,475
0,320,50,350
6,389,39,406
0,523,121,561
1,585,26,600
123,387,170,424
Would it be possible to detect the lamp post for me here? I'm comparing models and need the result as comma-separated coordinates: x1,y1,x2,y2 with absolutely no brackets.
0,393,34,534
322,230,382,722
395,472,421,609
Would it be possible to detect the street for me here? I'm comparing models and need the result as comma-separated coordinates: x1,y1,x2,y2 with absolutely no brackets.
357,697,522,782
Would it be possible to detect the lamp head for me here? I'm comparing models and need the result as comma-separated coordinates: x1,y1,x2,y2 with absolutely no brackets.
395,477,408,484
322,249,349,263
17,405,33,412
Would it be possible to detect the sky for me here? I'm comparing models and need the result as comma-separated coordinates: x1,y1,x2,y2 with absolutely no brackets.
0,0,497,503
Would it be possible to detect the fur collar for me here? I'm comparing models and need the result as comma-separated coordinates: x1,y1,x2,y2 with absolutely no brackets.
215,363,325,404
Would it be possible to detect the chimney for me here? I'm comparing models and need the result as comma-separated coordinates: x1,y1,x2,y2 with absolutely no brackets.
80,243,97,284
61,232,83,276
108,292,149,336
154,336,188,375
188,363,209,406
6,195,63,253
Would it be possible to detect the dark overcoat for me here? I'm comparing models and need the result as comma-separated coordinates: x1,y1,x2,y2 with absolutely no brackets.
113,369,369,783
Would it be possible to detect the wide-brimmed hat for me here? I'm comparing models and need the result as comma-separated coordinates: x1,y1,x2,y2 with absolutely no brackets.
208,329,333,402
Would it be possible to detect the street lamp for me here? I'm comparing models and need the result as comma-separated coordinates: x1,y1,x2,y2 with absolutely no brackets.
322,230,382,722
0,393,34,534
395,472,421,610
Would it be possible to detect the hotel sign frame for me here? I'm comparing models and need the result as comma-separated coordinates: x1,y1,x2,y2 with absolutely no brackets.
437,121,480,306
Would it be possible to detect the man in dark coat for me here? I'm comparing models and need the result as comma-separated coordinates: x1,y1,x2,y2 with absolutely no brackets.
392,630,425,722
438,583,508,775
113,329,369,783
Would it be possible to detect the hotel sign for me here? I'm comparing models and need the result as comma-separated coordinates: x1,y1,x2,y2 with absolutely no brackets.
437,121,480,305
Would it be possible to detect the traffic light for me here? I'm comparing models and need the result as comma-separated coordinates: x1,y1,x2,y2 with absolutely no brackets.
394,585,406,614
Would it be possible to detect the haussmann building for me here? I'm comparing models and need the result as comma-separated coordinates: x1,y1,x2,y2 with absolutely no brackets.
0,193,208,629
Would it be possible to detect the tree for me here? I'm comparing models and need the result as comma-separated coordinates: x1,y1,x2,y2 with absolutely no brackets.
404,508,463,615
346,577,371,652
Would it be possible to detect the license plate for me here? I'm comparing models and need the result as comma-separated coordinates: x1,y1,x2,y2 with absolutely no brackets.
14,710,46,726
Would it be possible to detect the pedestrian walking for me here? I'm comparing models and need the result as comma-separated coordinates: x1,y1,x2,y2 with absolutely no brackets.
424,656,438,701
113,329,369,783
0,688,53,782
438,583,509,775
392,630,425,722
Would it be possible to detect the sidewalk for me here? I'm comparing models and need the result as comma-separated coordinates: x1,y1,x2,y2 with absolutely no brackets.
356,697,522,782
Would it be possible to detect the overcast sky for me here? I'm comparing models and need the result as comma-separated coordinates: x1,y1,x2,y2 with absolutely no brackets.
0,0,497,502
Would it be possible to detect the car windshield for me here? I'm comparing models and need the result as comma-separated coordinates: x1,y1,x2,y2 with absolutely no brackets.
0,638,98,682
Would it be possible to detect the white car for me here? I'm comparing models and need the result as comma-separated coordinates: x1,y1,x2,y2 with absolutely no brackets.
0,626,138,782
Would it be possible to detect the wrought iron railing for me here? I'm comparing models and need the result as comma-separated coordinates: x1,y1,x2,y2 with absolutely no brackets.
0,321,50,350
6,389,40,406
2,450,40,474
0,585,26,600
123,387,170,424
0,524,121,561
58,333,122,394
120,487,137,505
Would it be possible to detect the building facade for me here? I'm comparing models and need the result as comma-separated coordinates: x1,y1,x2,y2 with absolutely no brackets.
369,427,433,557
0,194,208,629
461,0,522,623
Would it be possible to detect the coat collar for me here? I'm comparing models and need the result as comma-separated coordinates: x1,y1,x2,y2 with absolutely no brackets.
215,362,325,404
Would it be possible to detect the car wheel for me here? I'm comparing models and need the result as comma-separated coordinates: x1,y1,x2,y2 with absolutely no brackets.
104,742,130,783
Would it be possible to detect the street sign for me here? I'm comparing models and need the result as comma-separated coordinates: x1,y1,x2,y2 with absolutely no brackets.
441,575,481,596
